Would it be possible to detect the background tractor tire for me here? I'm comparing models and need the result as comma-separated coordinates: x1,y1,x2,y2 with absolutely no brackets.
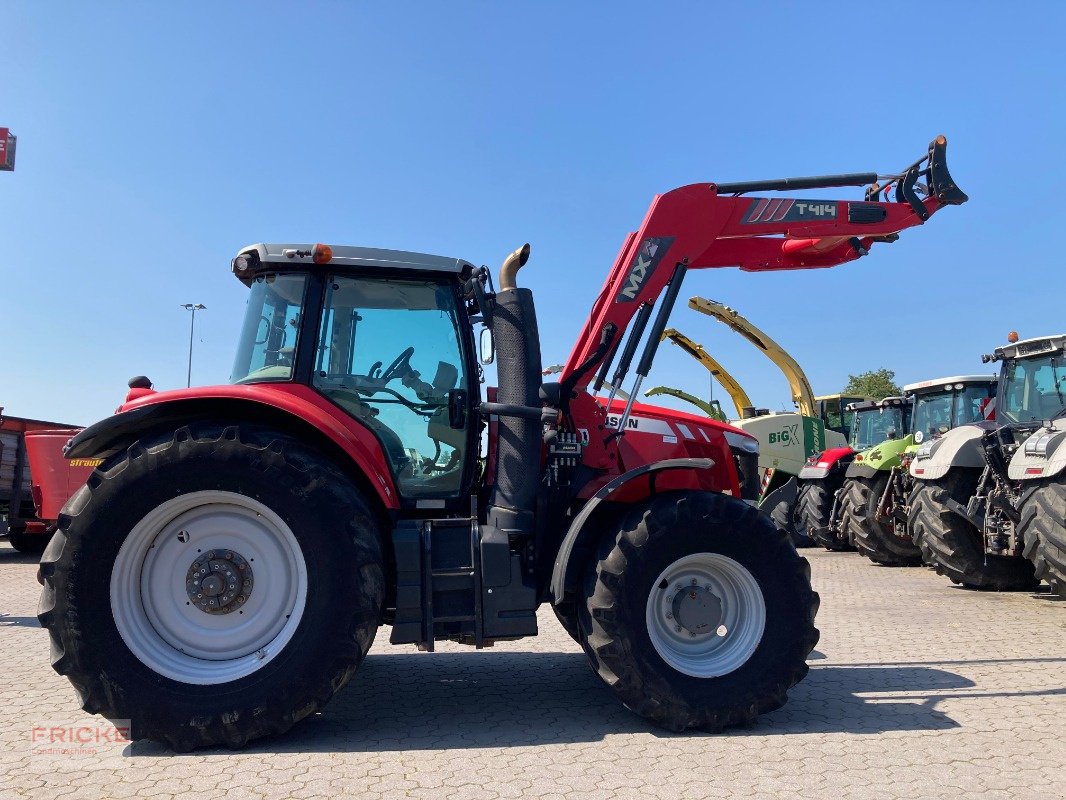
798,478,853,552
767,493,813,549
38,423,385,751
7,528,53,554
1019,476,1066,597
845,475,923,567
909,469,1037,591
578,491,819,733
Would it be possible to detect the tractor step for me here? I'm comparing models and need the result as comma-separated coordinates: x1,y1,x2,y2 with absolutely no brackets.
389,515,537,650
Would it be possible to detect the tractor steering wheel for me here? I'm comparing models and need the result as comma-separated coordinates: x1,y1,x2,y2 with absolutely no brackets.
381,347,415,382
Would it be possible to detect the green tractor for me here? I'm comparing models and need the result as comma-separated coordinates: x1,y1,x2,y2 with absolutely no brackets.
840,376,997,566
798,397,911,551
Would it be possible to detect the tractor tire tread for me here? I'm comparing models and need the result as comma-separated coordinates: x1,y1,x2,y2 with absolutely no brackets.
578,491,819,733
37,422,385,751
908,471,1037,592
845,476,923,567
1018,476,1066,597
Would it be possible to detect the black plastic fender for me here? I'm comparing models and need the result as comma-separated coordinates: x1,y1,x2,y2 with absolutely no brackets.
844,462,882,480
549,457,714,605
760,473,798,513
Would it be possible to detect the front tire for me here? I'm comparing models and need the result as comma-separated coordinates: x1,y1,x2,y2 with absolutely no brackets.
1018,476,1066,597
845,475,923,567
579,491,819,732
38,423,385,750
798,478,854,552
767,489,813,549
908,469,1037,591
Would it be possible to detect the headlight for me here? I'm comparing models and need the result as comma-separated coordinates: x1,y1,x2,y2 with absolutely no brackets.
916,441,936,459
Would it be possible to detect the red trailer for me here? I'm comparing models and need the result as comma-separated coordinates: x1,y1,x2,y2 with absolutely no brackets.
0,409,90,553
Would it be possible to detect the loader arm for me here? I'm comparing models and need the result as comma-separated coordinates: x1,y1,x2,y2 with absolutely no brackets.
660,328,753,416
644,386,728,422
561,136,966,390
687,297,817,417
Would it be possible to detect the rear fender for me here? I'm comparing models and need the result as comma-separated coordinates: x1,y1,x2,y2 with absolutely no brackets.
910,423,989,481
1009,419,1066,481
549,458,714,605
64,394,399,511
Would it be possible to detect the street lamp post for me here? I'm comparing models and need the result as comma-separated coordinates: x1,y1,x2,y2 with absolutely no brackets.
181,303,206,388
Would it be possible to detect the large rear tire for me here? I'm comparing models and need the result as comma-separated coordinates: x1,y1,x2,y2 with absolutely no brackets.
908,469,1038,591
798,478,853,552
1018,476,1066,598
578,491,819,732
38,423,385,751
845,474,923,567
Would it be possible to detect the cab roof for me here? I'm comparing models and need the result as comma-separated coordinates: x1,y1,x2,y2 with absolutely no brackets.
903,375,997,393
992,334,1066,362
233,243,476,284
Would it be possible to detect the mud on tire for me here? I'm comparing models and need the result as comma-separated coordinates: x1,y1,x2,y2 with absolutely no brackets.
1019,476,1066,598
845,475,923,567
578,491,819,732
908,469,1037,591
37,423,385,751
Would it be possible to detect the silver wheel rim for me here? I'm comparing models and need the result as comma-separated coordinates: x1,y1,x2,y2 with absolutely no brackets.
111,490,307,685
645,552,766,678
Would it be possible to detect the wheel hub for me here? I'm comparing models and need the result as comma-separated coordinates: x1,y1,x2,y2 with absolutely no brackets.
645,552,767,678
671,584,723,637
185,550,253,615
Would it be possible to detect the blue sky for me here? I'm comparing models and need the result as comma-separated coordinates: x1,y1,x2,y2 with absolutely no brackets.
1,2,1062,425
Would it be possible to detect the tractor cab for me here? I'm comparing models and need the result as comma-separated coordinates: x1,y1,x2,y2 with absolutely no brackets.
986,336,1066,428
904,375,998,444
230,244,482,505
815,394,871,439
846,397,911,452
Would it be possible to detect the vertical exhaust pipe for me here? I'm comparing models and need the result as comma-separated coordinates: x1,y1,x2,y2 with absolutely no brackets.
488,243,542,537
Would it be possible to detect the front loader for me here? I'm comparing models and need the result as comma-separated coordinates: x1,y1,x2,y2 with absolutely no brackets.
38,137,965,750
909,334,1066,594
841,376,996,566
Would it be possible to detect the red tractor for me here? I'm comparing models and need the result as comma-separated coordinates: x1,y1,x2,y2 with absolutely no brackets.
38,138,965,750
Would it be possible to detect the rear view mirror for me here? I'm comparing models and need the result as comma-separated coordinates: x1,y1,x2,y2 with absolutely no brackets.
479,327,495,365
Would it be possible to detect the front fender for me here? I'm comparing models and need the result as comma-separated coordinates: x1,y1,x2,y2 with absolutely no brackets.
798,446,855,480
846,435,913,478
65,384,400,509
550,458,714,605
1009,419,1066,480
910,423,990,481
844,462,881,480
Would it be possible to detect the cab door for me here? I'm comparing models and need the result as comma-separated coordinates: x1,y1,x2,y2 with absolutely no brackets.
312,274,475,502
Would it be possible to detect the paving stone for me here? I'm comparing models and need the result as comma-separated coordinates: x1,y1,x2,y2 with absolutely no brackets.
2,542,1064,799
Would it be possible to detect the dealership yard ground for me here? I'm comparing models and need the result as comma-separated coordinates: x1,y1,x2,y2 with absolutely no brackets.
1,543,1062,799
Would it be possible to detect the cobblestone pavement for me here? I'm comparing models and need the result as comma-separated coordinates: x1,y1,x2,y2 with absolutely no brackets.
1,542,1063,799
